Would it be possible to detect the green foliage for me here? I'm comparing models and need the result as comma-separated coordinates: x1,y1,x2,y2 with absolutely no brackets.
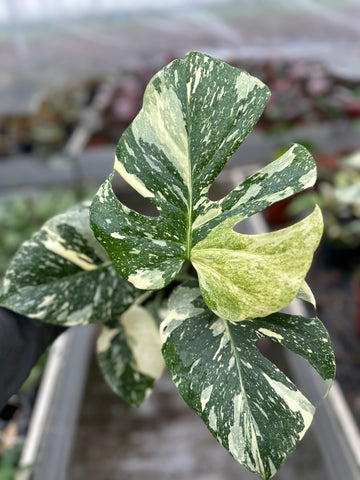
0,443,23,480
0,189,82,276
0,203,142,325
0,52,335,479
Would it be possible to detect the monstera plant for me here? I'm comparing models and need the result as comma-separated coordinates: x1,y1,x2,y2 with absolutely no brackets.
0,52,335,480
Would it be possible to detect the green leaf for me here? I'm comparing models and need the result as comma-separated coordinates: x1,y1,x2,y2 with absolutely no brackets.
90,51,271,289
90,51,319,322
191,206,323,322
0,203,142,325
97,304,165,406
161,281,335,480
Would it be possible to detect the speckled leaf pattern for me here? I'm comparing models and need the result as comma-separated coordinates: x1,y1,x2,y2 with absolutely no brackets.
191,206,323,322
90,51,272,290
90,52,318,310
0,204,142,325
97,305,165,406
191,143,318,244
161,282,335,480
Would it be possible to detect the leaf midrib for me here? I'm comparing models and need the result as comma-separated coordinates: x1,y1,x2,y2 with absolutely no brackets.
224,320,261,465
185,65,192,259
224,320,251,415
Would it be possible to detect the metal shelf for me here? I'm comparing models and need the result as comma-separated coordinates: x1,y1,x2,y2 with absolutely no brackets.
16,325,97,480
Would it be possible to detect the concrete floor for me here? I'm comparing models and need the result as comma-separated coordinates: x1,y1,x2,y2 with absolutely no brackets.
69,363,327,480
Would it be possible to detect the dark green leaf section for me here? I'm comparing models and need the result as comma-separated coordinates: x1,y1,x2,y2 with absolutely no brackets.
90,174,186,291
0,204,142,325
161,281,335,480
192,143,317,243
90,51,270,290
97,305,165,406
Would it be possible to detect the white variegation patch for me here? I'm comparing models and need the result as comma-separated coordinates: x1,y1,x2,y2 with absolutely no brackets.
257,328,283,341
192,205,223,229
110,232,125,240
61,304,93,326
1,275,12,296
200,384,213,410
97,304,165,407
208,405,217,431
160,284,203,342
128,268,165,290
122,305,164,379
42,227,97,271
262,372,315,439
227,182,262,211
210,318,227,336
114,155,155,199
0,204,142,326
37,294,56,309
98,327,119,353
132,86,190,187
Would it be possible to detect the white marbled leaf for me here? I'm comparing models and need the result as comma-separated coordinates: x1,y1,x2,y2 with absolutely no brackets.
161,281,335,480
0,203,142,325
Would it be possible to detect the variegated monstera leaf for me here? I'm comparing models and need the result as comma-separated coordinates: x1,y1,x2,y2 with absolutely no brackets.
161,282,335,480
97,304,165,406
90,51,322,323
0,203,142,325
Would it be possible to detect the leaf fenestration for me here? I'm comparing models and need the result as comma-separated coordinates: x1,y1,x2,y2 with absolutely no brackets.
90,52,320,324
192,143,318,244
161,281,335,480
90,52,271,289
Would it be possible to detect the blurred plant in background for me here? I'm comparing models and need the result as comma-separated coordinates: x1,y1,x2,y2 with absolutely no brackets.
288,150,360,252
0,189,91,276
0,188,92,479
1,58,360,158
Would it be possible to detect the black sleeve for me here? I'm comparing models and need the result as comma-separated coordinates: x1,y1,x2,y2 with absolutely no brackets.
0,307,65,410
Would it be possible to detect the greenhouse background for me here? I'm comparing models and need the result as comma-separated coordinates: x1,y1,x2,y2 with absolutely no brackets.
0,1,359,479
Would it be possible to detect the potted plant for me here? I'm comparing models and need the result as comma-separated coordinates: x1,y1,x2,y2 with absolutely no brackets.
0,52,335,480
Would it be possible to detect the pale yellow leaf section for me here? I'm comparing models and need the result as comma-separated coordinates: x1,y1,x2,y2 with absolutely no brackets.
42,227,97,271
191,206,323,322
122,305,165,379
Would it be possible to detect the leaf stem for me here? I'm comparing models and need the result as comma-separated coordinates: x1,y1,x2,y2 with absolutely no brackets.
174,260,194,282
133,291,155,306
